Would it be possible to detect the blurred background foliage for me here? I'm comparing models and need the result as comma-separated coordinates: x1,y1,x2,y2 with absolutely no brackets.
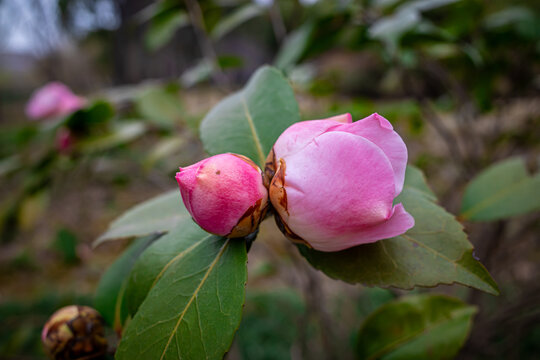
0,0,539,359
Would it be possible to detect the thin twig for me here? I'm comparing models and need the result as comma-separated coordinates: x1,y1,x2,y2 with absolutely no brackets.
289,249,339,360
184,0,229,89
269,2,287,44
402,70,474,177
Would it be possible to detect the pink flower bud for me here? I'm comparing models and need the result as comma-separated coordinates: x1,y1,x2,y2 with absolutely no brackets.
26,82,85,120
267,113,414,252
176,153,269,238
55,127,74,153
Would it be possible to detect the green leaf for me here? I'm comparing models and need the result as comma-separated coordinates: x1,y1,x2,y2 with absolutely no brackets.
94,235,157,332
125,219,213,315
143,137,185,170
299,166,499,295
53,228,79,264
274,22,314,71
77,122,146,153
145,10,189,51
65,100,115,134
0,155,22,178
180,58,214,88
400,166,436,201
95,190,189,246
357,294,477,360
136,87,184,127
369,10,420,46
200,66,300,167
218,55,244,69
460,157,540,221
483,6,535,29
181,56,245,88
116,224,247,360
236,289,305,360
397,0,460,13
211,3,265,41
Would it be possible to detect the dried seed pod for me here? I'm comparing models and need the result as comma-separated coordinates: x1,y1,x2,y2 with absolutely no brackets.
42,305,108,360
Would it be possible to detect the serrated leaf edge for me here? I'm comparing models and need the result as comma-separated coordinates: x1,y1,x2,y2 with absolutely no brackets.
302,244,499,295
401,237,498,295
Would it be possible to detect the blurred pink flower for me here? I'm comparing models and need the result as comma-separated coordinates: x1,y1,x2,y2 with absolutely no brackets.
55,127,74,154
26,82,84,120
176,153,268,238
267,113,414,252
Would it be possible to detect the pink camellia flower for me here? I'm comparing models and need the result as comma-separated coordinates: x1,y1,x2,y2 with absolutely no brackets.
266,113,414,252
26,82,84,120
176,153,268,238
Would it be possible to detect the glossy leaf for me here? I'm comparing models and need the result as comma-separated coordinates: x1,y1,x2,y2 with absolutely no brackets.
200,66,300,167
398,0,460,13
274,22,314,71
53,228,79,265
65,100,114,134
77,122,146,153
95,190,188,246
483,6,535,29
136,87,184,127
236,289,305,360
211,3,265,41
369,10,420,45
145,10,189,51
124,219,214,315
0,155,22,178
181,57,244,88
143,137,185,169
180,59,213,88
116,224,247,360
94,235,158,332
399,166,436,201
299,166,499,295
460,157,540,221
357,294,476,360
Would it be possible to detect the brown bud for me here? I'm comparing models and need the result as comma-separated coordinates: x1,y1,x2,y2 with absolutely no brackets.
42,305,108,360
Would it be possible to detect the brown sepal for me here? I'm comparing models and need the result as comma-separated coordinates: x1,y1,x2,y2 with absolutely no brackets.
269,158,311,248
263,148,277,189
228,198,269,238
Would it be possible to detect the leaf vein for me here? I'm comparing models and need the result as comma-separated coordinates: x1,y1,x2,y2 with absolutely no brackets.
159,239,230,360
151,235,212,290
241,96,265,165
461,176,538,219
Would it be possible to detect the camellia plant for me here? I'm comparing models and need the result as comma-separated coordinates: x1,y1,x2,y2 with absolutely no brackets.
42,66,503,359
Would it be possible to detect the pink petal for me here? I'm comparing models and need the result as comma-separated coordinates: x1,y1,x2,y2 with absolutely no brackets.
272,113,352,160
335,113,408,196
176,154,267,236
308,203,415,252
26,86,62,119
325,113,352,124
25,82,84,120
175,160,206,216
55,128,74,153
58,94,85,114
276,131,397,247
